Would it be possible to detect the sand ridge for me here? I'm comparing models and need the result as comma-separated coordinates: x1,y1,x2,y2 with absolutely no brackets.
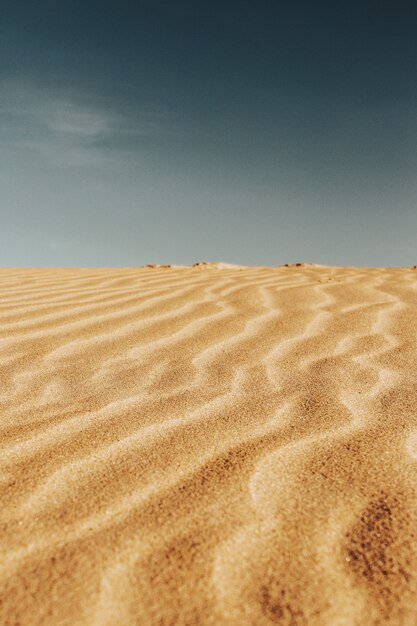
1,264,417,625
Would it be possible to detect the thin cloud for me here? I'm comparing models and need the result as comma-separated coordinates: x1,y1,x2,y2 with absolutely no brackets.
0,81,173,166
47,103,111,137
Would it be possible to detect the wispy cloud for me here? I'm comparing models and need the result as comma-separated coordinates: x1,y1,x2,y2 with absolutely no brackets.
0,81,172,167
47,102,112,138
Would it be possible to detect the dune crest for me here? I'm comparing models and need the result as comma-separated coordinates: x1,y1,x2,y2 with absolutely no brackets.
1,265,417,625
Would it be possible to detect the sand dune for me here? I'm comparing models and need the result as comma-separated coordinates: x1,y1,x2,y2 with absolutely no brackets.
2,264,417,625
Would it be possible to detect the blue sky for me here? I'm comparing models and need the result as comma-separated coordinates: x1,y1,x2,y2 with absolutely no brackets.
1,1,416,266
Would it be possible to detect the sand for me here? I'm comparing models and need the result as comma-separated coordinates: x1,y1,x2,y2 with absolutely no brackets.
1,263,417,625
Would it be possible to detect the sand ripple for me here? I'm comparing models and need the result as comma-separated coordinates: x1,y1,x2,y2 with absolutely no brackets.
1,265,417,625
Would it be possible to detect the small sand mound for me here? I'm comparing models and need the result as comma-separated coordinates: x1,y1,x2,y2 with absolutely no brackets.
193,261,246,269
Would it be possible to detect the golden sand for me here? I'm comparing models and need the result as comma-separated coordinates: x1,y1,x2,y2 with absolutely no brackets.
2,264,417,625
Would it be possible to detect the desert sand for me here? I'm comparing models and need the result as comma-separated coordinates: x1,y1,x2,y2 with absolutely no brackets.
2,263,417,626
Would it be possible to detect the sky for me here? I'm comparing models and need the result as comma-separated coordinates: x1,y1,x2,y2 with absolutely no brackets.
1,0,416,267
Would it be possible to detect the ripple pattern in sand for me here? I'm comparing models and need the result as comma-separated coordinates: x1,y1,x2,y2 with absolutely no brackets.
1,265,417,625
